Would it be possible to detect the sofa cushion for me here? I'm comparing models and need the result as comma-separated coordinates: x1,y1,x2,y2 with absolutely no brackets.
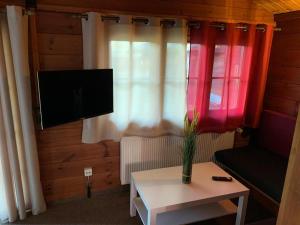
214,146,288,202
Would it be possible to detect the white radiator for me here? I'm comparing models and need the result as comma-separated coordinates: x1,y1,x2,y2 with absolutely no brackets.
120,132,234,184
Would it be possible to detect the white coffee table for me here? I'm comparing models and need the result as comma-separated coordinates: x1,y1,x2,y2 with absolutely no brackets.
130,162,249,225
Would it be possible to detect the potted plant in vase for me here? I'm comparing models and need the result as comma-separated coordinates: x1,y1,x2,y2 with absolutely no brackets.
182,111,199,184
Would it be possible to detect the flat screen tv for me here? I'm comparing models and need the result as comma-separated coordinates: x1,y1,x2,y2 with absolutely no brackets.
37,69,113,129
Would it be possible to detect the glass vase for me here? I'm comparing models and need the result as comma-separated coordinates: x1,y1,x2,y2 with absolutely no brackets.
182,158,193,184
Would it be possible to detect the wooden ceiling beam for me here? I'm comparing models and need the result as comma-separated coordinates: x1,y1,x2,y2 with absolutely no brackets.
0,0,276,24
35,0,274,25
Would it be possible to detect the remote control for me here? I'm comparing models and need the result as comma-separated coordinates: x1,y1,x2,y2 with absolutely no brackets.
212,176,233,182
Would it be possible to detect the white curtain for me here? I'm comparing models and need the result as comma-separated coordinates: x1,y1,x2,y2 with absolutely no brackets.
82,13,187,143
0,6,46,222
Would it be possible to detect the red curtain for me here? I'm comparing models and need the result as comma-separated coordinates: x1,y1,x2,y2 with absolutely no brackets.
187,22,273,132
245,25,274,128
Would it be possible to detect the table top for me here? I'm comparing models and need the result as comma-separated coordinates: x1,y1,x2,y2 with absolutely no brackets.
131,162,249,211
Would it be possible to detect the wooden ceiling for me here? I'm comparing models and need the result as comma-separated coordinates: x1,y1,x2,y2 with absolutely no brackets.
35,0,275,24
35,0,300,14
1,0,300,24
254,0,300,14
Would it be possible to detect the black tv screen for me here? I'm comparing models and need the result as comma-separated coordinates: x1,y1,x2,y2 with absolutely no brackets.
37,69,113,129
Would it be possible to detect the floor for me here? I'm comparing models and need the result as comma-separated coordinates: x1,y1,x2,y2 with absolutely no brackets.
10,186,276,225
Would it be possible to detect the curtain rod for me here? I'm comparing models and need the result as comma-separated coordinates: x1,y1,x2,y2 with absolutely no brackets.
0,10,176,28
79,14,178,27
81,13,281,31
17,9,279,31
188,21,281,32
99,17,177,27
101,15,120,23
161,19,176,27
132,17,149,25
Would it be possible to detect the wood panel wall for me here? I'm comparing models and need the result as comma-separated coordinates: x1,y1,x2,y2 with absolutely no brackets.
35,12,120,202
26,0,276,203
264,11,300,117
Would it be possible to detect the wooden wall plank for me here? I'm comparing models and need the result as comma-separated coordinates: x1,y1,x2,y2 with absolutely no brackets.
43,172,120,202
272,33,300,50
38,144,120,165
264,95,298,117
268,66,300,84
40,157,119,180
38,33,82,55
264,11,300,117
37,121,82,146
37,11,82,35
269,50,300,67
266,81,300,101
275,11,300,22
39,54,83,70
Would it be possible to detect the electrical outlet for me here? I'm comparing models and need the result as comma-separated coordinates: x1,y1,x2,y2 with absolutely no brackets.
84,167,92,177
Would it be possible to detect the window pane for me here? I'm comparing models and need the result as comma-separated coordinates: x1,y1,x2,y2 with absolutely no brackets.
109,41,131,130
231,45,245,78
165,43,186,82
212,44,227,78
130,84,160,126
189,43,201,78
132,42,160,83
164,42,187,126
209,79,224,110
229,78,241,110
110,41,130,81
163,83,186,126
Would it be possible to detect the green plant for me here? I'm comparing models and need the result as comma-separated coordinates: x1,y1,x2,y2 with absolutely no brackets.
182,110,199,184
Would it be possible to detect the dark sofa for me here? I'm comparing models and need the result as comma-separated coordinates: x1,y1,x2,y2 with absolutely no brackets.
214,110,296,203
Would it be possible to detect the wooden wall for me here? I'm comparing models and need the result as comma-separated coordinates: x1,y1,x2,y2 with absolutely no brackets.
264,11,300,117
35,12,120,202
25,0,276,203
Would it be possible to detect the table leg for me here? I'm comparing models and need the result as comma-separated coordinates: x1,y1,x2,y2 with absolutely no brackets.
130,178,137,217
147,210,157,225
235,193,249,225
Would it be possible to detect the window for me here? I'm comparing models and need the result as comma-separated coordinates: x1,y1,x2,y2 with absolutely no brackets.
186,22,268,132
83,22,188,141
210,44,227,110
209,44,246,111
